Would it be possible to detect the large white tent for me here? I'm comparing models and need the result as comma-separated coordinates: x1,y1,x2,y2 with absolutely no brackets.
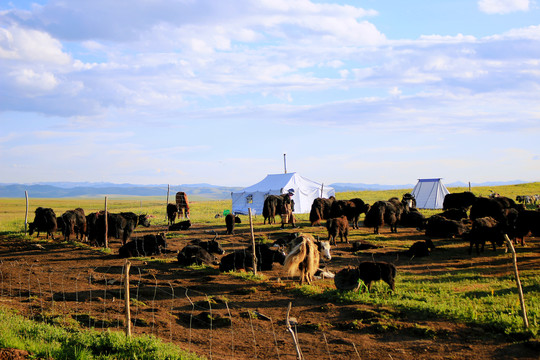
231,173,335,215
411,178,450,209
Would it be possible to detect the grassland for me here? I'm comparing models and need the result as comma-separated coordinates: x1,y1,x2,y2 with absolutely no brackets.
0,182,538,357
2,182,538,233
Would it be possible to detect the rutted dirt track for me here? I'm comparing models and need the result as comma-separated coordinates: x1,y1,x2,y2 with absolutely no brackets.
0,219,538,360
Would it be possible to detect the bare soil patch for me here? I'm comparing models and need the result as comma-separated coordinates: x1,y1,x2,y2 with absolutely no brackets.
0,220,538,360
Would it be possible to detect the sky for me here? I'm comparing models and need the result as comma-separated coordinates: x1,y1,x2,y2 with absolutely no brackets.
1,0,539,187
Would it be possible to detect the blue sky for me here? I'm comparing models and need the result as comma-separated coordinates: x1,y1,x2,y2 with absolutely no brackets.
1,0,539,187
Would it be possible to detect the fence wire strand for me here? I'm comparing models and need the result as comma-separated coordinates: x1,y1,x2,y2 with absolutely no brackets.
0,260,371,359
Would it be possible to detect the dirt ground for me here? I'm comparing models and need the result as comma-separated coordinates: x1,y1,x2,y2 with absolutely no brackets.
0,218,538,360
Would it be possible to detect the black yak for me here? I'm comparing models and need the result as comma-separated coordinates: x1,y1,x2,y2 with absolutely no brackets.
119,233,167,258
225,214,241,235
326,215,349,245
309,196,335,226
169,220,191,231
29,207,57,240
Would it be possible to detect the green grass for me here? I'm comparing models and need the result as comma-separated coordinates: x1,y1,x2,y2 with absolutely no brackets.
0,308,203,360
227,271,267,282
298,269,540,339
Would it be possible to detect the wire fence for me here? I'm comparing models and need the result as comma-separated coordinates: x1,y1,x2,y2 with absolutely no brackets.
0,259,366,360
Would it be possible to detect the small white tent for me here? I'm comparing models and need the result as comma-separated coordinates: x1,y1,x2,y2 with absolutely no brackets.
411,178,450,209
231,173,335,215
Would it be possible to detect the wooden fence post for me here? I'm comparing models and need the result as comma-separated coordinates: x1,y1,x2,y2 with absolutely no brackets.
124,260,132,337
104,196,108,248
504,234,529,328
249,208,257,276
24,191,29,234
286,302,303,359
166,184,170,221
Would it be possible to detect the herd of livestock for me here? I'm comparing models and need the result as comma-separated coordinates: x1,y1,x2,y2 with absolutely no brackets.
26,191,539,291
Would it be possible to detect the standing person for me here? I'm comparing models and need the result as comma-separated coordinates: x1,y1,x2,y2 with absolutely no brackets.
280,189,297,229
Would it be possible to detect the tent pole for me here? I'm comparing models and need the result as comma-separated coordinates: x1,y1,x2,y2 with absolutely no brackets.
283,153,287,174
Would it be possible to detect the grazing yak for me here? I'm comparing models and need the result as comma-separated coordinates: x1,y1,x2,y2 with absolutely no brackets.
309,196,335,226
329,198,369,229
357,261,397,291
225,214,241,235
334,261,397,292
469,197,521,227
219,243,286,272
119,233,167,258
326,215,349,245
262,195,284,225
465,217,506,255
424,215,468,238
169,220,191,231
166,203,178,225
443,192,477,211
60,208,87,241
403,239,435,259
87,211,150,246
515,195,533,204
29,207,58,240
513,209,540,246
364,199,402,234
56,216,65,234
263,193,295,226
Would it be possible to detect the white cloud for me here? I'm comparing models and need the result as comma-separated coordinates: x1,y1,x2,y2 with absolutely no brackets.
388,86,401,96
478,0,530,14
10,68,58,93
0,25,70,65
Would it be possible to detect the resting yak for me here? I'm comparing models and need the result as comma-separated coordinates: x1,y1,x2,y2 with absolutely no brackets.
119,233,167,258
219,243,286,272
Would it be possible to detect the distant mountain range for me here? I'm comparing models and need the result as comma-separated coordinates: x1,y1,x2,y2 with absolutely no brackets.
0,180,530,199
329,180,530,193
0,182,243,200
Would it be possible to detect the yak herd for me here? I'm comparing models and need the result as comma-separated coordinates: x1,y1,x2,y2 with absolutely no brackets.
27,191,539,291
